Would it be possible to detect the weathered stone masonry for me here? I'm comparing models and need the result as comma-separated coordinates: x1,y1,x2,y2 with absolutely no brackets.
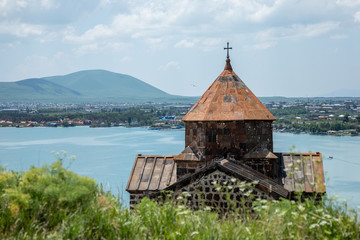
185,120,273,161
163,170,272,210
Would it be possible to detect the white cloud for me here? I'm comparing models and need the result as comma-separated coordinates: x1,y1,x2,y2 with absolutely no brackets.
244,42,277,50
33,0,352,53
146,38,162,45
0,0,98,24
330,34,348,39
0,0,101,46
0,21,44,37
241,0,286,22
75,42,127,54
1,0,23,17
299,22,340,38
64,24,113,43
63,0,289,49
25,54,48,62
111,0,196,38
77,43,99,53
121,56,131,62
201,38,222,51
14,53,60,78
1,0,359,69
159,61,180,71
0,41,21,51
354,11,360,23
174,38,222,50
16,0,28,8
336,0,360,7
54,51,64,59
175,39,197,48
207,0,287,24
256,21,340,42
40,0,59,9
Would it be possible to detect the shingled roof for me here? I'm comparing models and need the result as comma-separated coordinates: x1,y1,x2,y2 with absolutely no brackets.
278,152,326,193
182,58,276,121
126,152,326,195
126,155,176,193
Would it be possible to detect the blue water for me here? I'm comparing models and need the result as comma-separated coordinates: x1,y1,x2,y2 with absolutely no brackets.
0,127,359,207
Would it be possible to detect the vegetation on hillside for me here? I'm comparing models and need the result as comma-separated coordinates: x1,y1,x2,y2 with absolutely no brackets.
271,105,360,135
2,101,359,135
1,158,359,239
0,106,185,127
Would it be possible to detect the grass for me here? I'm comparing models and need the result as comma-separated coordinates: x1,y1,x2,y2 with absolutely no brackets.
0,159,359,239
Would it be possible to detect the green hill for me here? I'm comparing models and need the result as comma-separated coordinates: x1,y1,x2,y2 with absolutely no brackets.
0,78,83,102
0,70,197,103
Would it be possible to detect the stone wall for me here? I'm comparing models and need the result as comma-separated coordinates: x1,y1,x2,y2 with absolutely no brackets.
185,121,273,161
176,161,205,179
130,170,274,210
162,170,272,211
242,159,279,181
129,193,145,206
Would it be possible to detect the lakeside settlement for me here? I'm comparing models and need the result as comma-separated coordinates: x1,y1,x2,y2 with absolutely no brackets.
1,99,360,136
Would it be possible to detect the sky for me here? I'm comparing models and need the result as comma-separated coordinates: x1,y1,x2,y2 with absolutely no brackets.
1,0,360,97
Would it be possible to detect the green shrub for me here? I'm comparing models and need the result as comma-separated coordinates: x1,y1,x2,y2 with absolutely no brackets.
0,161,359,239
0,158,97,236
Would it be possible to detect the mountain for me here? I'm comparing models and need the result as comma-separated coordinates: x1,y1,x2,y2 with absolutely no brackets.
0,70,197,103
320,89,360,97
44,70,172,101
0,78,82,102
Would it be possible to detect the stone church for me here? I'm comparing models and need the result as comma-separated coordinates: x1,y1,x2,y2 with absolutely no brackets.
126,44,325,210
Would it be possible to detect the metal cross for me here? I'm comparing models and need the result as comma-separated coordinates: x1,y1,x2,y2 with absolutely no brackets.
224,42,232,59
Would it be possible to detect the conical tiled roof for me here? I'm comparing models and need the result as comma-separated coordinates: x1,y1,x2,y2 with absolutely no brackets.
182,58,276,121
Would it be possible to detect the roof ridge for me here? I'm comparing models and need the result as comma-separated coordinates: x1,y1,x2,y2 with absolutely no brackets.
182,59,276,121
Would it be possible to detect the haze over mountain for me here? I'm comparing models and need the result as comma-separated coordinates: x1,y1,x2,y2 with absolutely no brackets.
1,69,359,104
0,70,197,103
320,89,360,98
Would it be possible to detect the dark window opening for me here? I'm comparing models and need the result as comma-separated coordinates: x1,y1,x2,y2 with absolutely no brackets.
206,129,217,142
240,143,248,152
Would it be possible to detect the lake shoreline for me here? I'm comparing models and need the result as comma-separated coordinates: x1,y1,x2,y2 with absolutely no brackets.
2,124,358,137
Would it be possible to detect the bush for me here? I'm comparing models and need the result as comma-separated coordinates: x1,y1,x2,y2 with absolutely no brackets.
0,158,98,236
0,161,359,239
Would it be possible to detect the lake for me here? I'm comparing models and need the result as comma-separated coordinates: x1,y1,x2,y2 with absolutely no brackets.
1,127,359,207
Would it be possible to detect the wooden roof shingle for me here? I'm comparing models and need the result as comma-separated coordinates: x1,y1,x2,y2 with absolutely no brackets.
277,152,326,193
126,155,177,193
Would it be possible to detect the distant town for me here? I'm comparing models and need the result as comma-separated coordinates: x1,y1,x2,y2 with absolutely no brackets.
269,99,360,136
1,98,360,136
